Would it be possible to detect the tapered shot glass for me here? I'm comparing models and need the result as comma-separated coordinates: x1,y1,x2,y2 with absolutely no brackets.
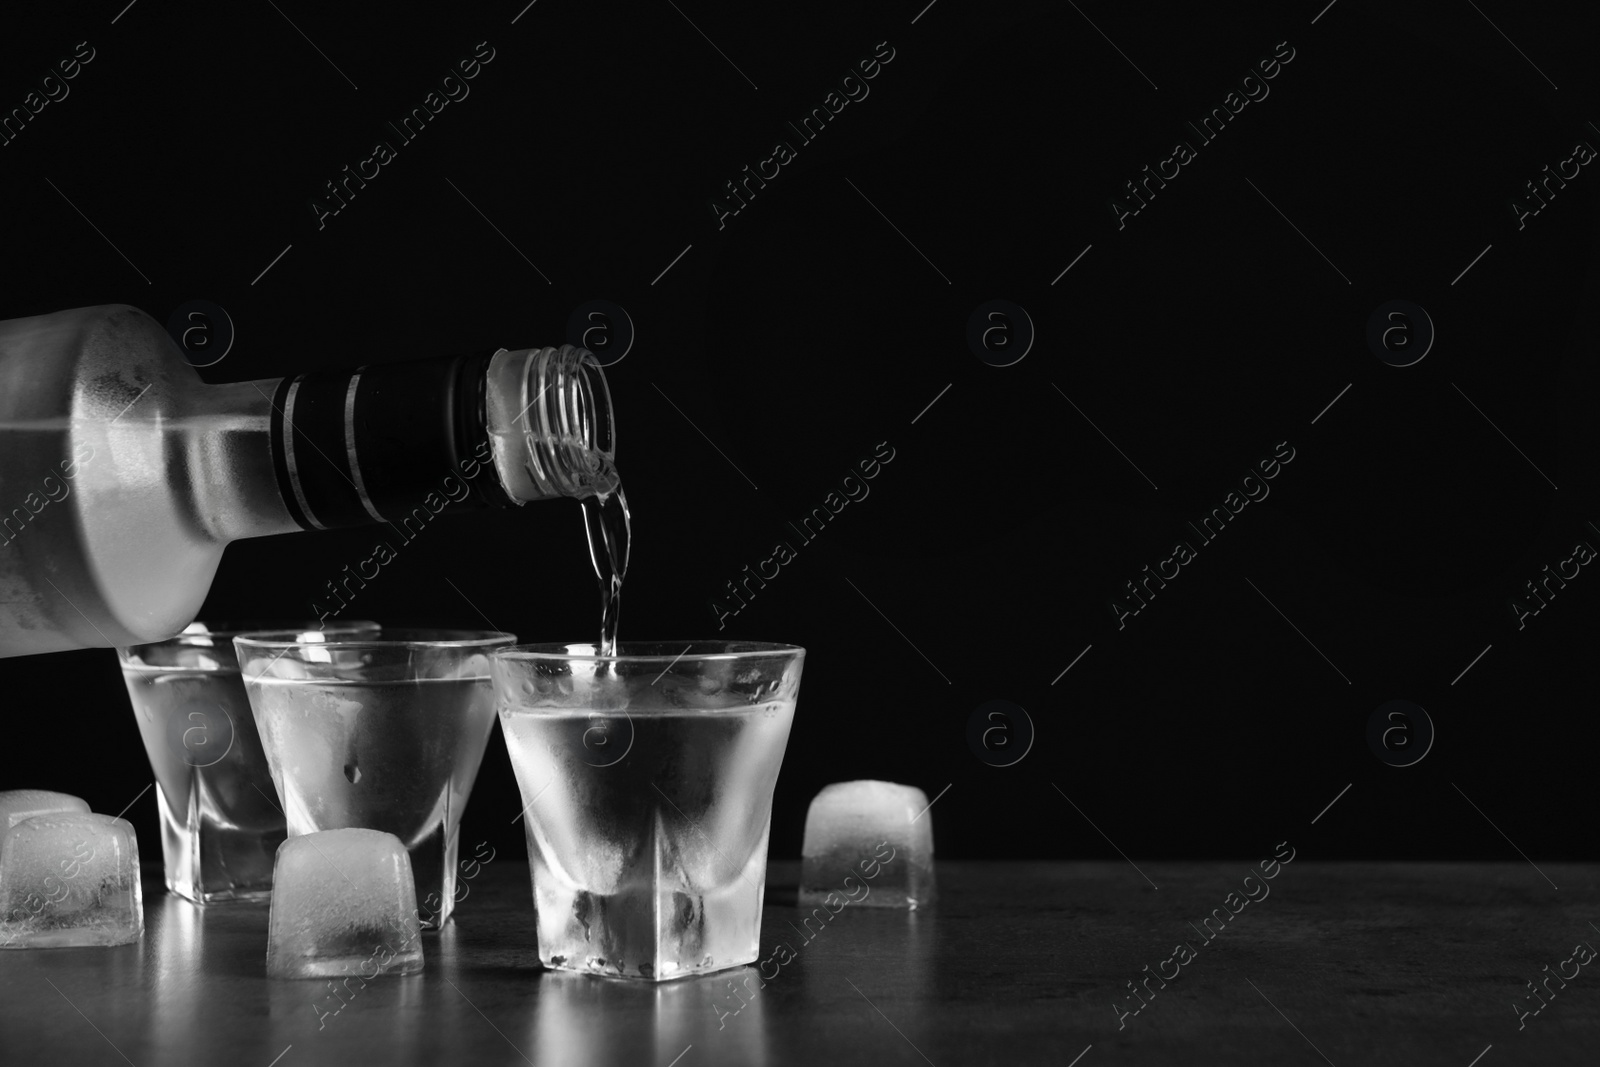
234,627,515,927
491,641,804,981
118,620,379,904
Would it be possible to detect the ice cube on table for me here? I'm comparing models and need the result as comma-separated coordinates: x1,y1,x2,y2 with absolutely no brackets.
0,790,90,842
0,813,144,949
266,828,424,979
799,780,936,910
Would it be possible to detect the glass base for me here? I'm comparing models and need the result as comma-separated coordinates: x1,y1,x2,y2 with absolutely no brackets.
166,880,273,906
266,948,424,980
531,841,767,982
539,957,757,983
157,783,283,906
410,821,464,930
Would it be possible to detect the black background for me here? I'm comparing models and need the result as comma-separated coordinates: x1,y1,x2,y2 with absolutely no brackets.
2,0,1597,866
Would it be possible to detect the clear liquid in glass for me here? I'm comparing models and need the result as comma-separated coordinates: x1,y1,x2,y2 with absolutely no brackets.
500,703,794,980
244,676,498,927
121,668,285,904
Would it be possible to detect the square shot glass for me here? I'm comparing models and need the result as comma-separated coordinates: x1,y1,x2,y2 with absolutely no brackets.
491,641,804,981
117,621,378,904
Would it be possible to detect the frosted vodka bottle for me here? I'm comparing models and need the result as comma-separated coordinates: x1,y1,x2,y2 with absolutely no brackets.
0,305,617,658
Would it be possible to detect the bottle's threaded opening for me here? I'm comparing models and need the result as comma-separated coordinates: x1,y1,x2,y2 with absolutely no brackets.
484,345,618,503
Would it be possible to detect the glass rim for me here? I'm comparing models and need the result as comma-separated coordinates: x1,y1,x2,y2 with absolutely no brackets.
233,628,516,651
117,620,386,670
492,640,805,663
121,619,381,649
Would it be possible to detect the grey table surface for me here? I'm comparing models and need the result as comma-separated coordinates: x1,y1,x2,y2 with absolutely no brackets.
1,860,1596,1066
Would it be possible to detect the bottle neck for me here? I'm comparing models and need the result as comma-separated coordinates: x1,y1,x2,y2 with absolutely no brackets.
265,345,614,532
484,345,619,502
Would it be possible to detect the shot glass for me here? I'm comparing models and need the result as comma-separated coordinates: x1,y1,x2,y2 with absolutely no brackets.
118,620,378,904
491,641,805,981
234,627,515,928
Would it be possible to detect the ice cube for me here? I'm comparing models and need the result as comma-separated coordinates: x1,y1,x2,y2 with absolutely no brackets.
266,828,424,979
799,780,936,910
0,813,144,948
